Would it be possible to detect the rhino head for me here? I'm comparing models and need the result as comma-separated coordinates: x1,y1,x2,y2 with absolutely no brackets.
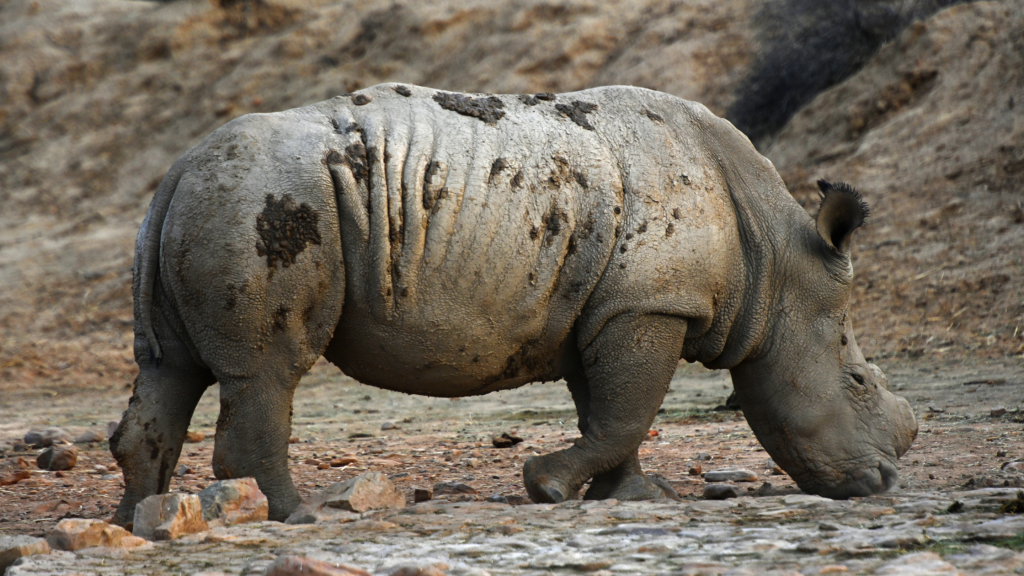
730,180,917,498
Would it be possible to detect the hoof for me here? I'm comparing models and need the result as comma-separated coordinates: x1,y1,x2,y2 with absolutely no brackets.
523,456,577,503
585,471,673,501
649,473,681,500
537,484,566,503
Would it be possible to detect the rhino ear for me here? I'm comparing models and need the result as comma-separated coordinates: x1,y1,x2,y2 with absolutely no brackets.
815,180,869,254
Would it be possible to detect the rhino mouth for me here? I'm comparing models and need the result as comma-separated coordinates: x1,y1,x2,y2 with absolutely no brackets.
804,459,900,499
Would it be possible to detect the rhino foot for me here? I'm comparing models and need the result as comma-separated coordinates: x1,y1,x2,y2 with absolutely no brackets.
584,457,679,501
523,456,581,503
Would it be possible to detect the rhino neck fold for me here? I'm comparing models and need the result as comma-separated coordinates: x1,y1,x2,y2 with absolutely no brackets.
691,120,808,371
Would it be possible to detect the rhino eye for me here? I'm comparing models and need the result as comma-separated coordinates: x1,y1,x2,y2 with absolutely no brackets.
840,334,848,346
851,373,865,386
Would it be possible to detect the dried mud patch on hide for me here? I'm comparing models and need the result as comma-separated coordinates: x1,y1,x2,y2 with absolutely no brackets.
255,194,323,270
344,142,369,185
643,109,665,123
555,100,598,130
518,92,556,106
432,92,505,125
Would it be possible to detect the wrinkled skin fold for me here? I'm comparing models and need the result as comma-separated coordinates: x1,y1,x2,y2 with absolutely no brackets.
111,83,917,525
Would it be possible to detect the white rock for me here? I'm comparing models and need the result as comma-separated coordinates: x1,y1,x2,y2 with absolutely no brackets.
198,477,269,526
0,535,50,571
46,519,147,551
133,493,209,540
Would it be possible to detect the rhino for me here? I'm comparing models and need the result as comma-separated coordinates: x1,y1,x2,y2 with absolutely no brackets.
111,83,917,525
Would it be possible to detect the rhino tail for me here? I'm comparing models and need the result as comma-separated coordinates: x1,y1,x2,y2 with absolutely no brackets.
134,159,189,364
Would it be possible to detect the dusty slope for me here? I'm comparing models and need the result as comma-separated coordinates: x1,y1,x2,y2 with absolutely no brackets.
766,0,1024,361
0,0,1020,398
0,0,756,390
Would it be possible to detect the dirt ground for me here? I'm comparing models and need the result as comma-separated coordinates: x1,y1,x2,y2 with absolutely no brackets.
2,355,1021,539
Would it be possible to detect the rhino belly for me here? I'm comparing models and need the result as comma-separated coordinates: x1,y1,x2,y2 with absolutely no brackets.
324,304,570,396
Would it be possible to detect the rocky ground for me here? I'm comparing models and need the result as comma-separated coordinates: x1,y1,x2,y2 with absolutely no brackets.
2,359,1023,574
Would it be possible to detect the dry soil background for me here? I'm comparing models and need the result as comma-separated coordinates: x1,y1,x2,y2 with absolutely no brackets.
0,0,1021,391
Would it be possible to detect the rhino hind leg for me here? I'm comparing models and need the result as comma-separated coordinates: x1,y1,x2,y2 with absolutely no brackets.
111,325,215,527
523,313,686,503
213,368,304,521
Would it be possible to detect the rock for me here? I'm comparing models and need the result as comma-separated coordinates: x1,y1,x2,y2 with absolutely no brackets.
381,422,399,430
106,421,120,439
414,487,433,502
330,457,358,467
388,565,449,576
32,498,80,515
505,495,532,506
873,551,958,575
36,445,77,471
286,506,361,525
46,519,147,551
1002,461,1024,473
751,482,775,496
485,494,508,503
133,493,209,541
0,470,31,486
175,464,194,476
305,458,321,466
184,430,205,443
703,484,740,500
433,481,478,496
688,464,702,475
765,458,785,475
991,407,1007,417
23,427,72,448
73,430,105,444
198,477,269,526
695,452,712,461
0,536,50,571
264,555,371,576
286,473,403,524
704,468,758,482
324,472,405,512
491,432,523,448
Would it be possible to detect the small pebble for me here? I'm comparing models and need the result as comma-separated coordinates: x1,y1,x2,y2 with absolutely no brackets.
37,445,78,471
74,430,105,444
704,468,758,483
703,484,739,500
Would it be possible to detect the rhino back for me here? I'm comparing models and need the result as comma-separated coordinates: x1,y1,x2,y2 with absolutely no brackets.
318,84,743,394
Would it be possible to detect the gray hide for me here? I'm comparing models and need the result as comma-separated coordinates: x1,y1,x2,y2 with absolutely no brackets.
111,83,917,524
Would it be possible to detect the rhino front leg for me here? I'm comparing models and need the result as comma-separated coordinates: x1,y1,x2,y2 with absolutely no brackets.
111,334,215,527
524,313,685,503
565,368,678,501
